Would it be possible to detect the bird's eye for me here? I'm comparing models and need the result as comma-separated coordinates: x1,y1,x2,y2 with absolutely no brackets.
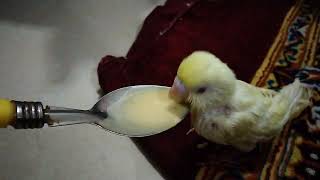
196,87,207,94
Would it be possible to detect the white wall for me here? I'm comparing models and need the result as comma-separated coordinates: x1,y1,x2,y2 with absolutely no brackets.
0,0,165,179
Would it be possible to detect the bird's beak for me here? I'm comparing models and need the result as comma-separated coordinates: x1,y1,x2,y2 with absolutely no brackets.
169,77,188,103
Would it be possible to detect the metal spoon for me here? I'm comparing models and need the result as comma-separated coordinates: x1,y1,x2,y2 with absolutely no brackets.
0,85,188,137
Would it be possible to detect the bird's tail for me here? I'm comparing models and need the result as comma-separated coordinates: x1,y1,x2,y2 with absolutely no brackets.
279,66,320,123
259,78,313,138
277,78,313,126
261,67,317,136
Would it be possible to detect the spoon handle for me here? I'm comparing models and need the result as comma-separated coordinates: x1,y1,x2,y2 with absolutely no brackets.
0,99,16,127
0,99,45,128
0,99,103,129
46,106,103,127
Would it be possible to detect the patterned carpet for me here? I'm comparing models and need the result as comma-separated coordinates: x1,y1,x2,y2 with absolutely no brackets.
196,0,320,179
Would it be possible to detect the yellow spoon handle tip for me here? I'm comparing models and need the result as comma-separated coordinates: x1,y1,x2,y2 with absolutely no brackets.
0,99,15,128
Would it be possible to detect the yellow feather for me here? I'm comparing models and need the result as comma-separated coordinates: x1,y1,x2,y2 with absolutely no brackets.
177,51,217,88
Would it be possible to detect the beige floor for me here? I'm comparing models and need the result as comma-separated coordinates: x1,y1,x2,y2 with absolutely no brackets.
0,0,165,179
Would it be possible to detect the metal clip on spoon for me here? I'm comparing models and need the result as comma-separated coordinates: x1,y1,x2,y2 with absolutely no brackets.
0,85,187,137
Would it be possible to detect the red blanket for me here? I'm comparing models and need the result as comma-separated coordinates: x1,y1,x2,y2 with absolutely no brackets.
97,0,295,179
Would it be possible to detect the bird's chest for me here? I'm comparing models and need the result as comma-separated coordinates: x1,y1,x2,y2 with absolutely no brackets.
192,107,232,143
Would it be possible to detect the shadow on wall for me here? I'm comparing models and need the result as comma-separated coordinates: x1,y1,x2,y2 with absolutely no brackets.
0,0,164,83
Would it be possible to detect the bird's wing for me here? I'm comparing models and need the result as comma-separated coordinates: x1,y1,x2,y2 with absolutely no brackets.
232,80,274,113
228,81,275,139
257,87,278,97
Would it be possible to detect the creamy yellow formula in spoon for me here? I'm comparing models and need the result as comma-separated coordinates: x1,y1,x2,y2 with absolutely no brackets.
101,87,188,136
0,86,189,137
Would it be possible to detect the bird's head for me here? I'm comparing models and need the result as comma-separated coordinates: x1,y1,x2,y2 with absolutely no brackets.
170,51,236,110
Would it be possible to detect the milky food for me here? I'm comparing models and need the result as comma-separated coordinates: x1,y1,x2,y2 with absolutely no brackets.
98,87,188,136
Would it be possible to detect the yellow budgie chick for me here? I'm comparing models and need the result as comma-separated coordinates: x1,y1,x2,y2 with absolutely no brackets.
169,51,313,152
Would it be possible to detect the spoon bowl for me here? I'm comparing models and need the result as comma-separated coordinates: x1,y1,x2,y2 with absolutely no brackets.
93,85,189,137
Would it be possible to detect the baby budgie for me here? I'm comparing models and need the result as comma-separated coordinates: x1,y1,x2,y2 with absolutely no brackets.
169,51,313,152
